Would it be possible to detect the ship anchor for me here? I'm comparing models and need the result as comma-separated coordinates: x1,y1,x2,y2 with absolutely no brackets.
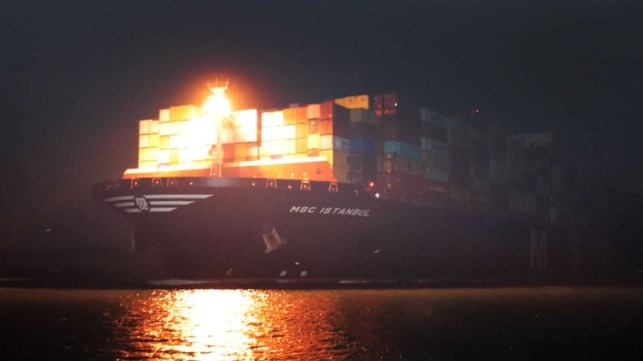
261,223,287,254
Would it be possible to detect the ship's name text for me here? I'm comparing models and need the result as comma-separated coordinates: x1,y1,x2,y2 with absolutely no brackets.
289,206,370,217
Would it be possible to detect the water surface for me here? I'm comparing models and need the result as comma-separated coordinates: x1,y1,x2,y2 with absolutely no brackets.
1,287,642,360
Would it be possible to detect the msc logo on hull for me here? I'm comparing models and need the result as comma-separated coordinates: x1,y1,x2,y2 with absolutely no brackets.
134,196,150,211
104,194,213,213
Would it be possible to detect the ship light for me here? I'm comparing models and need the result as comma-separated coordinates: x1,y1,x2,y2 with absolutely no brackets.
202,82,232,178
203,87,231,116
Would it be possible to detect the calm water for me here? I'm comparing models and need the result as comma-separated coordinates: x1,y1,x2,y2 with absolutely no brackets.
1,286,642,360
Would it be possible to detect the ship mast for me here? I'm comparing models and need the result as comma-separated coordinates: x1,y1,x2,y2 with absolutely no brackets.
203,80,230,177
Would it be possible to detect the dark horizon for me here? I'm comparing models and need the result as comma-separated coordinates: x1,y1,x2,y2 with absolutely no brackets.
1,0,642,250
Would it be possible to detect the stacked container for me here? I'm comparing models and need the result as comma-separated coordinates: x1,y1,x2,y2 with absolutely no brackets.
131,91,555,213
260,110,295,158
138,119,160,169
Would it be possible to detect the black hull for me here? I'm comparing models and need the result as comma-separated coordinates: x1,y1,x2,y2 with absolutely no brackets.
93,177,594,283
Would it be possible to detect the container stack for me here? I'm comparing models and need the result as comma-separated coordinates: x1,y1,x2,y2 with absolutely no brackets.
505,133,554,216
259,110,295,159
332,95,378,185
137,119,160,169
316,101,351,182
374,94,426,201
420,108,450,199
131,90,555,215
223,109,260,162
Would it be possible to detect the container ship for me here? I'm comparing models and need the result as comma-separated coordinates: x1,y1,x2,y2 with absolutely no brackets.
93,85,577,283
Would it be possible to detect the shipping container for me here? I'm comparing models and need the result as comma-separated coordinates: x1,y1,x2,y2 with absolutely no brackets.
260,139,296,156
321,149,350,169
139,120,151,135
138,134,160,148
350,138,376,154
424,167,448,183
295,137,307,154
295,107,308,123
420,122,448,142
247,145,259,160
333,165,349,183
169,135,184,148
138,160,157,169
378,156,424,177
295,123,308,138
261,125,296,142
308,119,319,134
261,110,284,127
169,149,180,164
319,119,333,135
139,147,159,162
319,101,334,120
192,159,213,168
307,134,320,149
379,120,420,144
420,108,450,128
158,150,170,164
233,108,258,130
234,143,248,160
383,93,397,109
159,135,170,149
373,94,383,110
332,104,351,126
159,122,169,135
169,105,197,121
335,95,369,110
283,108,297,125
320,135,350,151
347,154,377,171
307,103,320,119
139,134,149,148
149,134,160,147
383,140,421,161
421,150,449,171
348,122,376,139
150,120,159,133
448,145,471,186
349,108,369,124
159,120,188,136
349,108,379,124
159,109,170,122
420,137,447,152
376,172,428,196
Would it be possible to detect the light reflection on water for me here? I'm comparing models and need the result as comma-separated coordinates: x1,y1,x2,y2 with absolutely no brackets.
2,287,642,360
112,289,365,360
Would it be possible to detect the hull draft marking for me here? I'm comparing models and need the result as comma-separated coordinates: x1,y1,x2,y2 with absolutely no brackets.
104,194,213,213
261,224,287,254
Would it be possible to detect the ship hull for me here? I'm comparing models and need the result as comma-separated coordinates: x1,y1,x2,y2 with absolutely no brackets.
94,177,573,283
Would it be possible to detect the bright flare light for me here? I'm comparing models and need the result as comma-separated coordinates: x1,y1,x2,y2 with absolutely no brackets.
203,86,231,116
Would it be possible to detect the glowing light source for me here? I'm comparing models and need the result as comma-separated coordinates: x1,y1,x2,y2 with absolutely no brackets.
202,86,231,116
202,83,232,177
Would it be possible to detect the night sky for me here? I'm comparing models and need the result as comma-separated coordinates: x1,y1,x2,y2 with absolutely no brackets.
1,0,642,248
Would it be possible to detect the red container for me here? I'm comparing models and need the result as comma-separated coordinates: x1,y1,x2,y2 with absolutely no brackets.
383,93,397,109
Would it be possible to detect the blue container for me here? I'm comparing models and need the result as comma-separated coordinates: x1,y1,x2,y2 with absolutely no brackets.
383,140,421,161
351,137,376,154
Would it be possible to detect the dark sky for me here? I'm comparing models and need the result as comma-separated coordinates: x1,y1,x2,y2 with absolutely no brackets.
1,0,642,246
